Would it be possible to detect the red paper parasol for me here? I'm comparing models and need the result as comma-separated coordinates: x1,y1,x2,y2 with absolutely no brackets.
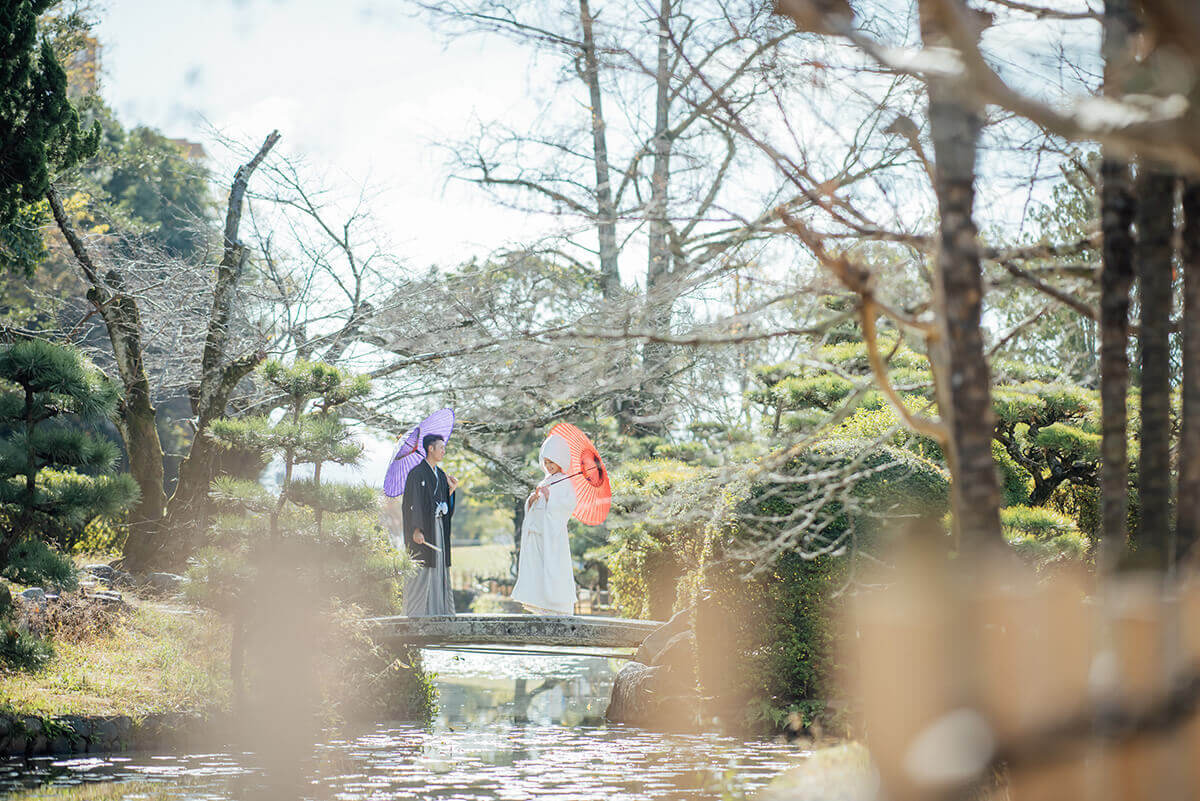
547,422,611,525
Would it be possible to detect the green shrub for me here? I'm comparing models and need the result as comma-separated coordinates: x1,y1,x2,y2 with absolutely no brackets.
1001,505,1090,568
605,440,949,734
993,440,1032,506
603,458,708,619
1,538,77,590
71,514,127,555
655,441,710,465
0,625,53,672
319,604,436,722
693,440,948,733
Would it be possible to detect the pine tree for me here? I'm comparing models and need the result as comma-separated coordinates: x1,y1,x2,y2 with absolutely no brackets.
1,0,101,274
187,360,415,721
0,339,139,566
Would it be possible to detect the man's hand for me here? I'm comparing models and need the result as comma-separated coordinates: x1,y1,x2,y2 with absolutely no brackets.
447,475,459,493
413,530,426,546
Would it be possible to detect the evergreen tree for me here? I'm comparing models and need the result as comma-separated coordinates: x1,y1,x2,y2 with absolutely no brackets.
0,339,138,566
1,0,101,274
187,360,426,723
747,307,1109,568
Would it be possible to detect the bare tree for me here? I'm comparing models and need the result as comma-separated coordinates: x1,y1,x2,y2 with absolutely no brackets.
48,132,279,568
416,0,801,434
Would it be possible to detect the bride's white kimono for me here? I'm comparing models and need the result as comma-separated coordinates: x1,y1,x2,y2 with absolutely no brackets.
511,434,578,614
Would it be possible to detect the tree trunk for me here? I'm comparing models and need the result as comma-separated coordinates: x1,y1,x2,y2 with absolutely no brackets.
1134,166,1176,567
920,2,1002,547
46,186,169,566
1097,151,1135,556
49,134,277,571
1179,180,1200,566
511,495,526,579
1098,0,1138,570
579,0,619,297
161,132,279,559
625,0,675,438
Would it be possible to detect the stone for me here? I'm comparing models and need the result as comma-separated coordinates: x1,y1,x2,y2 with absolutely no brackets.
20,717,46,754
0,584,11,616
651,629,697,677
90,718,121,750
91,590,130,610
376,613,661,648
635,605,692,665
605,662,699,729
144,572,185,595
62,716,91,741
605,662,659,724
84,564,117,582
112,571,137,589
19,587,46,604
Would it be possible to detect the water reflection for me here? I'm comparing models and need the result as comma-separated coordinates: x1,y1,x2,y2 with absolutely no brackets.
0,649,808,800
428,647,616,727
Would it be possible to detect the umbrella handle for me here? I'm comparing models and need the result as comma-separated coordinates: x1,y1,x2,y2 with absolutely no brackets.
546,465,601,486
546,471,581,486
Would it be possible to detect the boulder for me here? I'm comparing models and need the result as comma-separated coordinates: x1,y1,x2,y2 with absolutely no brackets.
604,661,700,729
21,717,46,755
634,605,692,665
651,629,697,677
19,587,46,604
90,590,131,611
144,572,185,596
84,564,117,582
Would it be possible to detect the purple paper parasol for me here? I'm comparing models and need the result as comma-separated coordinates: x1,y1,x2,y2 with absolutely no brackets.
383,407,455,497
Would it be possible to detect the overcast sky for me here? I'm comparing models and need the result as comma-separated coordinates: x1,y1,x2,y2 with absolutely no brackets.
96,0,554,271
91,0,1099,488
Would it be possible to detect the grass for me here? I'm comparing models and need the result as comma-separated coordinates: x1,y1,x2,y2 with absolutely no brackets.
4,781,188,800
450,543,511,582
0,600,230,718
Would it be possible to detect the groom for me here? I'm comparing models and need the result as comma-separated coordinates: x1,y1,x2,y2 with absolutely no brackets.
402,434,460,616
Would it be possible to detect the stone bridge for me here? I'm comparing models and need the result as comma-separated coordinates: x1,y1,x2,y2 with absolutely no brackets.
367,613,664,649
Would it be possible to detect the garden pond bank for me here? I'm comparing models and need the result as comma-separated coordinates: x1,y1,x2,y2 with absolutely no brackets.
0,648,847,800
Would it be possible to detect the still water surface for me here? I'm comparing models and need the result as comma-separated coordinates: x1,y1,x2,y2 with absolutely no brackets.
0,649,808,799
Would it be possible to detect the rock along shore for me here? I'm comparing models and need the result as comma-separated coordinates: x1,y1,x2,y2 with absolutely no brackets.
0,711,220,757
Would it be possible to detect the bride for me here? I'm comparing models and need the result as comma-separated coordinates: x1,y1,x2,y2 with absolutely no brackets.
511,433,577,615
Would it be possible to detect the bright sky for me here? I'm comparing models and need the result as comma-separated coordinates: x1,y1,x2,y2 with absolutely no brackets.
96,0,549,270
92,0,1096,489
95,1,562,487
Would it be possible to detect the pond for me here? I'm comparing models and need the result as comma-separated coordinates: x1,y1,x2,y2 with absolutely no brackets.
0,649,812,800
